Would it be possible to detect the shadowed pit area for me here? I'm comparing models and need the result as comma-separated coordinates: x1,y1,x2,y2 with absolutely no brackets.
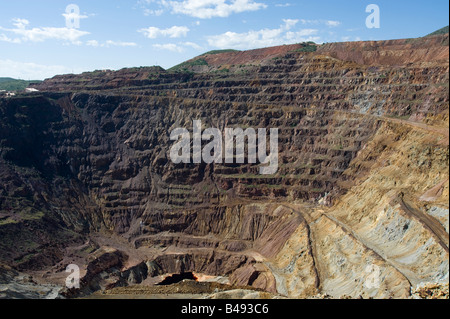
157,272,198,286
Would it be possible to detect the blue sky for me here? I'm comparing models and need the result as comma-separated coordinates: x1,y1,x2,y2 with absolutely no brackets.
0,0,448,80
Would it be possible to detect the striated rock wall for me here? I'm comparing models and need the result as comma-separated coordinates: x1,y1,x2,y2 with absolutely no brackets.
0,34,448,298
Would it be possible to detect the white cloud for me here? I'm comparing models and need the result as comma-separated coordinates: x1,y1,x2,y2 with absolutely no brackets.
182,41,203,50
137,0,164,16
105,40,138,47
86,40,137,47
152,41,203,53
12,18,30,29
275,3,292,7
0,59,75,80
139,26,190,38
0,18,90,44
0,33,21,43
283,19,299,29
62,12,89,23
169,0,267,18
144,8,164,16
153,43,185,53
207,19,319,50
301,19,320,25
341,36,361,42
86,40,100,47
141,0,267,19
301,19,341,28
326,20,341,27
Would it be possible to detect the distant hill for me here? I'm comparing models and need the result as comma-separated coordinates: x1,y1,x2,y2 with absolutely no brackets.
200,49,240,56
168,43,315,73
426,26,449,37
0,78,41,91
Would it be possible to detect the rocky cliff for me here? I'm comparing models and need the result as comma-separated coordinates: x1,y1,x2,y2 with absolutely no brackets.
0,34,448,299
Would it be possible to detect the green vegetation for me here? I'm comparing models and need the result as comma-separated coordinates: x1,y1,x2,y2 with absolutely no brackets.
289,42,318,53
120,66,165,73
169,58,209,72
296,44,317,53
0,78,41,91
169,50,240,72
0,217,19,226
426,26,449,37
0,209,44,226
201,49,240,56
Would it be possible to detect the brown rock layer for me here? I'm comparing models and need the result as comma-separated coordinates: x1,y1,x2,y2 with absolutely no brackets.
0,34,448,298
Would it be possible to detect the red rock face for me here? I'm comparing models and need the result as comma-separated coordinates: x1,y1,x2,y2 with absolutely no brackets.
318,35,449,66
0,34,448,298
200,44,308,67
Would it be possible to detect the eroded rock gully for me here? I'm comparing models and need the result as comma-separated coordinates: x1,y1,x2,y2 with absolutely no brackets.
0,34,448,299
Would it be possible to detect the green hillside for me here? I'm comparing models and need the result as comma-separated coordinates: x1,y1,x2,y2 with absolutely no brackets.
200,49,240,56
0,78,41,91
169,49,240,72
426,26,449,37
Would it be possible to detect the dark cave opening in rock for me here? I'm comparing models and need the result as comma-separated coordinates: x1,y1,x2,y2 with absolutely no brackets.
157,272,198,285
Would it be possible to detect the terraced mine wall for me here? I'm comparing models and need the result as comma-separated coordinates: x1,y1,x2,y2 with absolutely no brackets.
0,35,448,298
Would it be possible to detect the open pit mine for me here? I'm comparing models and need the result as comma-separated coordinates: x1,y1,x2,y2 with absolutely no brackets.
0,31,449,299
